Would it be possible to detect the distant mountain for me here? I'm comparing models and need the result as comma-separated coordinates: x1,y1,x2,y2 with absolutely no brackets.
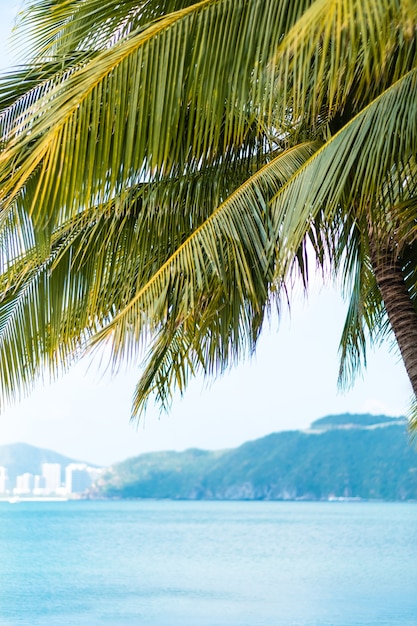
96,414,417,501
310,413,406,429
0,443,87,484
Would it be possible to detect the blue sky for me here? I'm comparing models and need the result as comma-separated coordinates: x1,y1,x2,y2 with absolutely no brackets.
0,1,412,466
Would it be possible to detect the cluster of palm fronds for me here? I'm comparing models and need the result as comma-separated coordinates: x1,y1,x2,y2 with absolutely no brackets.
0,0,416,420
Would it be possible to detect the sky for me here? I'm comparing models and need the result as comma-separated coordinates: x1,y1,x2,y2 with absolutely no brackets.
0,1,412,467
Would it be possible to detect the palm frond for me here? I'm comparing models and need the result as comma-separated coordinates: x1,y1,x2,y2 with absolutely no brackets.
270,0,417,127
88,143,319,372
336,226,388,388
409,400,417,440
0,143,317,409
16,0,204,61
271,69,417,280
130,285,271,418
0,0,416,416
0,0,312,231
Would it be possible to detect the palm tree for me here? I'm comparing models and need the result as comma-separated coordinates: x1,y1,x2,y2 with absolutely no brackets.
0,0,416,425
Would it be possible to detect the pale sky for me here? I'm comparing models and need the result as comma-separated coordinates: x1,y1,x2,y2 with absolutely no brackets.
0,1,412,467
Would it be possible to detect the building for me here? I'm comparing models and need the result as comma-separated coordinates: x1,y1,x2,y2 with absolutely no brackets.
65,464,92,494
34,475,46,490
32,474,46,495
42,463,62,493
15,473,34,495
0,466,8,494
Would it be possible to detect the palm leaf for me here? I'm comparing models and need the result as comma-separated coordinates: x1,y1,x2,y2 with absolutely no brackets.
0,143,316,409
269,0,417,128
0,0,312,230
0,0,416,416
85,143,319,414
270,69,417,279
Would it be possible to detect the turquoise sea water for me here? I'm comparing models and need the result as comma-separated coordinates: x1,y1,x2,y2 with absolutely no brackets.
0,500,415,625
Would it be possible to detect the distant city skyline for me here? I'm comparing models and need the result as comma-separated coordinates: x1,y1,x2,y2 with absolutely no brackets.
0,1,413,467
0,460,99,498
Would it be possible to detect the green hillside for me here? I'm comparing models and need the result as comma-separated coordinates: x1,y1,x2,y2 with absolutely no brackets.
96,414,417,501
310,413,405,429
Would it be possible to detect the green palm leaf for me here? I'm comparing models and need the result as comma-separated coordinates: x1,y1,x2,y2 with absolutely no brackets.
271,69,417,277
0,0,416,427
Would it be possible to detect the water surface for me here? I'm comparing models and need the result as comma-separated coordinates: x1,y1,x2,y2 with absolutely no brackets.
0,500,415,625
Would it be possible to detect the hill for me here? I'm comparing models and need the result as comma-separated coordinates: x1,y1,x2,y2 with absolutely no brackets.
309,413,406,429
96,414,417,501
0,443,86,484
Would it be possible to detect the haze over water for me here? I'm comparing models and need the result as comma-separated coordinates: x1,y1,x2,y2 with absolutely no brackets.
0,500,415,626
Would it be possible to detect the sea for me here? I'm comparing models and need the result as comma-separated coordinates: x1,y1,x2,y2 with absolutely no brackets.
0,500,415,626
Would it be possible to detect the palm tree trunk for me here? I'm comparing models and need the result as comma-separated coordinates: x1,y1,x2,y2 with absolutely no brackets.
370,241,417,398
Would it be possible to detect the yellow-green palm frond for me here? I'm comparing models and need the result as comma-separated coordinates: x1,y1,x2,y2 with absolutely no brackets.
335,219,388,388
17,0,209,60
87,143,319,388
0,0,312,232
0,0,416,417
409,400,417,438
269,0,417,128
131,286,270,418
0,141,318,411
268,70,417,390
271,69,417,279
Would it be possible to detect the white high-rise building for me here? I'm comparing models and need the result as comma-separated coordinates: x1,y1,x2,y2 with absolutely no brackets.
0,466,8,494
42,463,61,493
32,474,46,495
34,475,46,490
15,473,34,495
65,464,92,494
